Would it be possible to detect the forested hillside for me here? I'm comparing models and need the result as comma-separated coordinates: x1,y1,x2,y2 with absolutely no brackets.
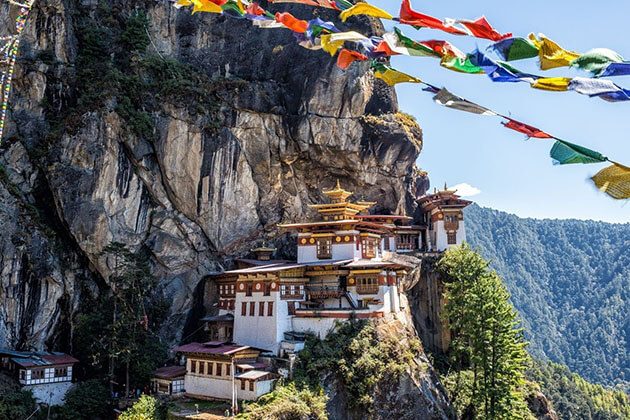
465,205,629,390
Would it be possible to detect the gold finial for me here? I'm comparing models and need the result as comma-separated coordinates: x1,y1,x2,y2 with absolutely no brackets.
335,179,341,190
444,182,448,191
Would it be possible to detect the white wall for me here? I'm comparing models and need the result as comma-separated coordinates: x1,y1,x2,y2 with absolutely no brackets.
185,374,233,400
234,292,282,354
26,382,73,406
297,246,317,263
433,220,467,251
292,317,338,339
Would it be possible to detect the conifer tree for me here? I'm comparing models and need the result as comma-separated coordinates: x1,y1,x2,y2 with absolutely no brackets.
438,244,530,419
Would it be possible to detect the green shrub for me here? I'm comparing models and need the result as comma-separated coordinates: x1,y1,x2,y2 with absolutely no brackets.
241,382,328,420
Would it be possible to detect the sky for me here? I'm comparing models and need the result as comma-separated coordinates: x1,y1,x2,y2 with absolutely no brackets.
370,0,629,223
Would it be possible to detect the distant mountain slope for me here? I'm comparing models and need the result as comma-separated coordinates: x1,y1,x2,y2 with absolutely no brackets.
464,204,629,389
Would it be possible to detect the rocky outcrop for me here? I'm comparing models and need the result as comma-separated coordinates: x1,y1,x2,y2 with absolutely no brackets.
1,0,422,349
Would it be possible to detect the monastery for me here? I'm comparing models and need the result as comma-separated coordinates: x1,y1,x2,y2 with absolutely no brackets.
167,182,471,402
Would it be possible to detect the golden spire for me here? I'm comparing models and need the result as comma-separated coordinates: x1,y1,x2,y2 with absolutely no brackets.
322,179,353,204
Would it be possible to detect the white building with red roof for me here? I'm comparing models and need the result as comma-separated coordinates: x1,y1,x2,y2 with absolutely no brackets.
0,349,78,406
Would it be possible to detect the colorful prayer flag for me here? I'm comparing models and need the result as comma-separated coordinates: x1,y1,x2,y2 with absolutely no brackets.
501,118,552,139
440,54,485,74
268,0,340,9
371,62,422,86
570,48,624,75
550,140,607,165
531,77,571,92
399,0,467,35
381,28,440,57
491,37,539,61
339,2,393,22
598,62,630,77
433,88,497,116
458,16,511,41
568,77,626,97
336,49,368,69
591,162,630,199
320,31,367,56
529,33,581,70
469,50,539,83
275,12,308,33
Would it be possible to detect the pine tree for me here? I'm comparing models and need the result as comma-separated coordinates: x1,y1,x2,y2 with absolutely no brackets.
438,244,530,419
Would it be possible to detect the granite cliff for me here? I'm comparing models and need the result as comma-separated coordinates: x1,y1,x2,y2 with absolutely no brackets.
1,0,422,364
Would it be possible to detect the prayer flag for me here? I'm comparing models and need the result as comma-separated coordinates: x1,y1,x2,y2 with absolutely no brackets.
381,28,440,57
399,0,467,35
320,31,367,56
591,162,630,200
529,33,581,70
598,62,630,77
336,49,368,69
440,54,485,74
491,37,539,61
421,40,466,59
371,62,421,86
568,77,626,97
269,0,340,9
531,77,571,92
469,50,538,83
433,88,497,116
339,3,393,22
501,118,552,139
245,2,266,16
570,48,624,75
458,16,511,41
188,0,223,14
550,140,607,165
306,18,339,40
275,12,308,33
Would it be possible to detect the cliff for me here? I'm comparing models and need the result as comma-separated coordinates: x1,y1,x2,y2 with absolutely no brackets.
1,0,421,354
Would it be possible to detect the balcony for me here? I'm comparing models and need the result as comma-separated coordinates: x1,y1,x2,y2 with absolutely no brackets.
355,284,379,295
307,287,345,300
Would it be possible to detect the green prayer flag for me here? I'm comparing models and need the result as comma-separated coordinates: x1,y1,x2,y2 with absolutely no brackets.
550,140,607,165
392,27,440,57
493,37,539,61
570,48,624,75
441,54,485,74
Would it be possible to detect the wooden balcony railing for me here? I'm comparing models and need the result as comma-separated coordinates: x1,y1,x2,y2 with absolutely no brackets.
355,285,379,295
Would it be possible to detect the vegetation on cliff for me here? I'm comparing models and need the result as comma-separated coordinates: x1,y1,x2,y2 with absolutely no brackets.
527,360,630,419
465,204,629,390
437,244,531,419
241,382,328,420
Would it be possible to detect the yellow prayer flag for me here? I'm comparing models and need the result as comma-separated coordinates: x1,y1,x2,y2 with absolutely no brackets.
339,3,393,22
374,68,422,86
531,77,571,92
321,31,367,56
591,162,630,199
529,33,581,70
176,0,193,6
191,0,223,14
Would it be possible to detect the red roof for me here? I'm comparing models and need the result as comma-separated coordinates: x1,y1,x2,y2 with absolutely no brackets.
153,365,186,379
41,354,79,365
174,342,254,356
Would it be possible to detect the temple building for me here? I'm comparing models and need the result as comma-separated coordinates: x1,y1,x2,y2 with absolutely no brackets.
200,182,471,356
0,349,78,406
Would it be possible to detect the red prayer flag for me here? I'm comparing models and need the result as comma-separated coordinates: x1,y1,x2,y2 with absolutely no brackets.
399,0,467,35
336,49,368,70
246,2,266,16
458,16,512,41
420,40,465,59
502,118,553,139
374,40,400,56
275,12,308,33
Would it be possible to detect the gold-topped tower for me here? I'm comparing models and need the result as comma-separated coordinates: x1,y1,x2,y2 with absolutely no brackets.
309,181,375,221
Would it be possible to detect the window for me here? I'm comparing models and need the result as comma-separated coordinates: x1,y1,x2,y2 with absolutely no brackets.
249,302,255,316
199,361,205,375
207,362,214,376
241,380,246,390
241,302,247,316
246,283,253,296
226,363,231,376
19,370,25,380
54,367,67,377
259,301,265,316
355,277,379,295
447,231,457,245
361,238,376,258
32,369,45,380
263,282,271,296
249,381,254,391
287,301,296,315
190,360,197,374
268,301,274,316
316,238,332,259
216,363,222,377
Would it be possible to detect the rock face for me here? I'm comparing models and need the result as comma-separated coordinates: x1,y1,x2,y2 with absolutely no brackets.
1,1,421,349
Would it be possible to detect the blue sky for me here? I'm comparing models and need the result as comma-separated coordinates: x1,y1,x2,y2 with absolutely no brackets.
370,0,629,223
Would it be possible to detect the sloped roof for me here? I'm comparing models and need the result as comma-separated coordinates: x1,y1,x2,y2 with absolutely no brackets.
153,365,186,379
